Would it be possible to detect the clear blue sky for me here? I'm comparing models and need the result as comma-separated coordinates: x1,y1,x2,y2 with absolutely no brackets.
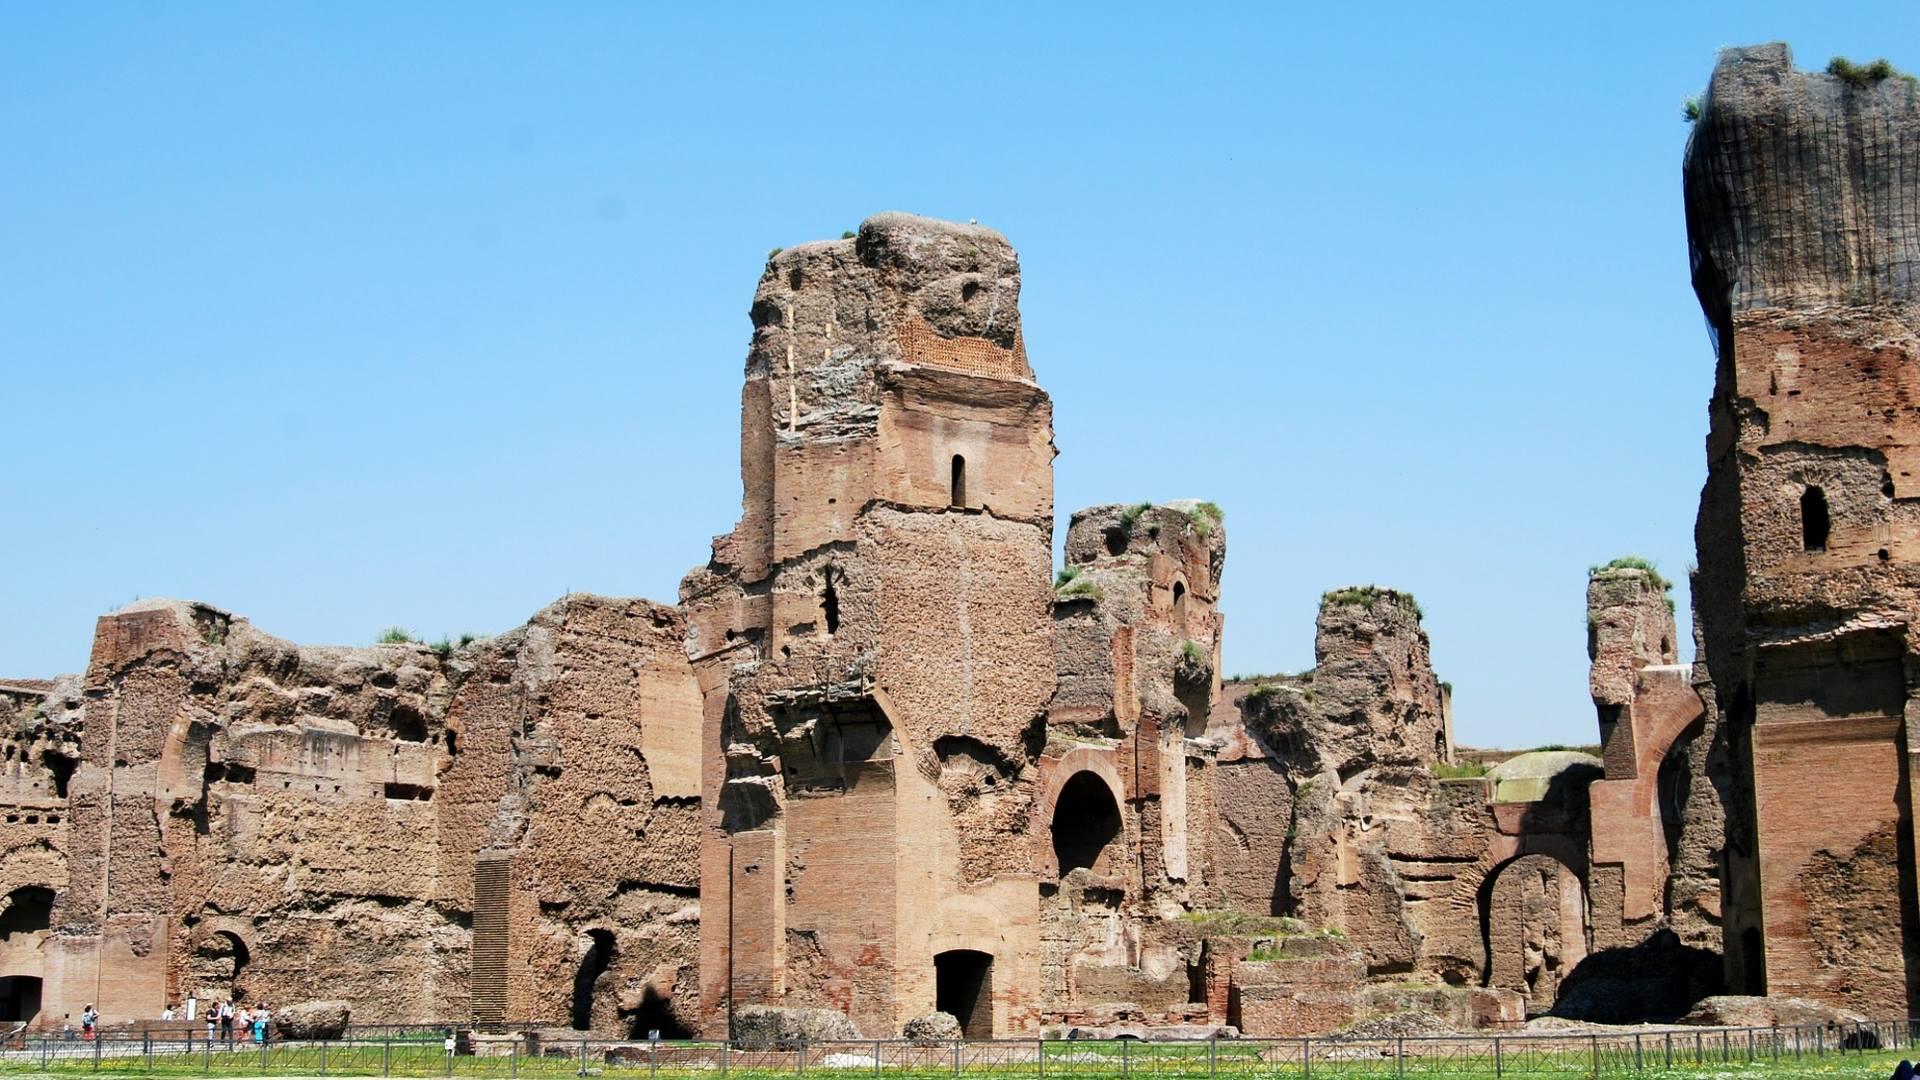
4,4,1912,747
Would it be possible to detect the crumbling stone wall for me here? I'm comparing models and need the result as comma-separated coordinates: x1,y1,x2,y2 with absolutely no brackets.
0,594,702,1033
1582,567,1711,952
684,212,1055,1040
1686,42,1920,1016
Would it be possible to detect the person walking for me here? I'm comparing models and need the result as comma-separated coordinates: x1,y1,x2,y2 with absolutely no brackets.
219,1001,233,1043
251,1006,267,1045
205,1009,216,1043
79,1005,95,1042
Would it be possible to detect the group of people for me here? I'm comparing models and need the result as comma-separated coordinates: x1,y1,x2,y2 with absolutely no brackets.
156,1000,273,1044
207,1001,272,1044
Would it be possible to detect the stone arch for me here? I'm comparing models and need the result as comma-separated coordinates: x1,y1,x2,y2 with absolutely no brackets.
1050,772,1123,878
1036,752,1128,880
1481,853,1588,1014
188,928,253,1004
0,887,53,940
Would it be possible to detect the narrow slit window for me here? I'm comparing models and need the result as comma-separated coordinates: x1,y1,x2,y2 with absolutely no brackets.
1801,486,1830,552
822,566,841,635
950,455,967,508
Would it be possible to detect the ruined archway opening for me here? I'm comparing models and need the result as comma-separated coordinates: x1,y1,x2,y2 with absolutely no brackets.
0,888,53,940
571,929,616,1031
190,931,251,1003
950,455,967,509
1172,581,1188,628
934,949,993,1039
1051,771,1122,877
386,704,428,743
39,752,75,800
0,977,41,1024
1801,486,1830,552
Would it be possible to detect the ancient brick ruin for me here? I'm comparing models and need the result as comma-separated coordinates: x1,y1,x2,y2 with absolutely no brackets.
0,42,1913,1039
1686,43,1920,1018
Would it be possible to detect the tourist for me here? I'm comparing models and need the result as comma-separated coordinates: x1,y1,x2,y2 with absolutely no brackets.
205,1010,216,1042
235,1006,250,1045
162,1003,175,1022
219,1001,234,1043
252,1005,268,1044
79,1005,95,1041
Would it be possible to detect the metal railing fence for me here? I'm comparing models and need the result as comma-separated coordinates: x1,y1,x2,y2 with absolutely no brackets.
0,1018,1908,1078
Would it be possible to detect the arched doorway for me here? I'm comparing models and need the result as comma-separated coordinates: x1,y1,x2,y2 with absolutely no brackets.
934,950,993,1039
189,931,251,1004
1483,854,1587,1013
0,977,40,1023
571,929,616,1031
1051,771,1122,877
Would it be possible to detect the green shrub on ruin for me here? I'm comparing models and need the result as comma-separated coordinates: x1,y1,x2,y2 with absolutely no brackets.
1433,760,1490,779
840,230,856,239
376,626,417,645
1827,56,1914,88
1321,585,1423,618
1056,577,1104,602
1187,500,1224,537
1055,566,1081,588
1682,96,1703,123
1589,555,1673,593
430,636,454,659
1118,501,1154,530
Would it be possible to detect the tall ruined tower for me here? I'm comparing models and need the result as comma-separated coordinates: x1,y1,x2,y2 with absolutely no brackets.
1687,44,1920,1014
682,213,1056,1038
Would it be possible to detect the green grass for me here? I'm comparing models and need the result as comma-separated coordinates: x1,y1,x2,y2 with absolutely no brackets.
1180,639,1207,666
376,626,417,645
1117,501,1154,531
1434,760,1490,779
1187,501,1224,538
1055,577,1104,602
1589,556,1673,593
1322,585,1423,619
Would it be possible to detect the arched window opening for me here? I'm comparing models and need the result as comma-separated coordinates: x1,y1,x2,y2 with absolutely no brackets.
1051,771,1123,877
39,751,75,800
1172,581,1189,628
571,929,616,1031
1801,486,1830,552
386,704,428,743
0,887,53,940
934,949,994,1039
821,566,841,636
950,455,967,509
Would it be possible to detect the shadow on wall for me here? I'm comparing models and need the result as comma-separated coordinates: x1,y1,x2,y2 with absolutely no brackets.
1549,930,1724,1023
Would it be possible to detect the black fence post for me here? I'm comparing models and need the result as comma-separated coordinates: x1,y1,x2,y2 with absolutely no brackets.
1494,1035,1502,1078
